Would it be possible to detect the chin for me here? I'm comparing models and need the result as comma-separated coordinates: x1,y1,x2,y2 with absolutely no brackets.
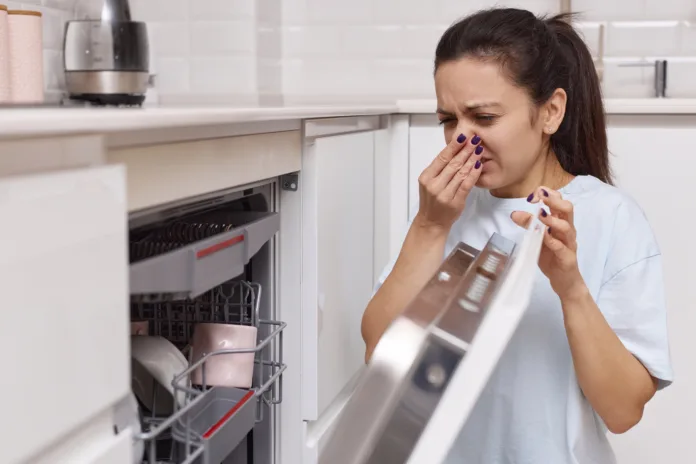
475,172,501,190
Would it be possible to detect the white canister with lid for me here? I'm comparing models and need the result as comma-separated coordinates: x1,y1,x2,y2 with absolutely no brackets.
0,5,10,102
7,9,43,103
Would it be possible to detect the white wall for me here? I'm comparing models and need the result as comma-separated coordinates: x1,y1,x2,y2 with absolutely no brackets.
132,0,282,104
279,0,696,101
11,0,696,102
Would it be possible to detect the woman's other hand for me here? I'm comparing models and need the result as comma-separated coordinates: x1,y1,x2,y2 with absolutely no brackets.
511,186,588,301
416,132,484,231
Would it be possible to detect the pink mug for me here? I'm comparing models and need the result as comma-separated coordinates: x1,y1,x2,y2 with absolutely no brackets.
190,323,258,388
130,320,149,336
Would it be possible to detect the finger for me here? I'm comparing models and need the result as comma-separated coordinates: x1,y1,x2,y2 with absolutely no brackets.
537,211,576,250
419,133,469,183
527,186,574,224
510,210,533,229
431,136,482,192
539,186,574,224
440,144,482,201
452,154,484,206
543,226,574,260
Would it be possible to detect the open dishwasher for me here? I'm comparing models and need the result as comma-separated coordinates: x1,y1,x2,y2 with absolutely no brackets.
318,218,545,464
125,183,285,464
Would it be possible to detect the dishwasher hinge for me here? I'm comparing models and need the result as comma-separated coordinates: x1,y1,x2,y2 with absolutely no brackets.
280,173,299,191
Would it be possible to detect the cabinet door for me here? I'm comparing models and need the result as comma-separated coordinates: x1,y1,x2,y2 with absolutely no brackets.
408,114,445,221
301,127,376,423
606,116,696,464
0,166,129,464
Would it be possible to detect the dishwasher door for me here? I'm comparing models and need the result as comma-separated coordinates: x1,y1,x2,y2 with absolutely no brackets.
319,221,545,464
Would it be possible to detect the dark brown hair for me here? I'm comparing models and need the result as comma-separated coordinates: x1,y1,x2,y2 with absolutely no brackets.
435,8,612,184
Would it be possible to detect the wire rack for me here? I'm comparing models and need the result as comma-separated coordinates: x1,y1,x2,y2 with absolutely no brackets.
130,220,240,263
131,281,286,464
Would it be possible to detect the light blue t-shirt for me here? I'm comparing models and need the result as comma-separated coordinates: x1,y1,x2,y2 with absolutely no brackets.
374,175,673,464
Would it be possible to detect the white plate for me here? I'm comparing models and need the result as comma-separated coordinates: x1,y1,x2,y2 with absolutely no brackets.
130,335,188,416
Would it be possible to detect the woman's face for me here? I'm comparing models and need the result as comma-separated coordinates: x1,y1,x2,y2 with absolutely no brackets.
434,57,549,192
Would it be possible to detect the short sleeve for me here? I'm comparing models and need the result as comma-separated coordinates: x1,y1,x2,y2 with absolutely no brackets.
372,218,414,296
596,200,674,389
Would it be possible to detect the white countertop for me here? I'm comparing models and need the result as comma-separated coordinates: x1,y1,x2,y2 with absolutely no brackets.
0,104,397,139
0,98,695,140
396,98,696,115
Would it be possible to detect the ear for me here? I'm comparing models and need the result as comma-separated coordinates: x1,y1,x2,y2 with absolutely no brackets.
541,88,567,135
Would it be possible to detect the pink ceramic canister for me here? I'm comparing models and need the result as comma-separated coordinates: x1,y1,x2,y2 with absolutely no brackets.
7,9,43,103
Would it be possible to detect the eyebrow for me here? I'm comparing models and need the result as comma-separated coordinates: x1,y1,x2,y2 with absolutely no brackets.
437,102,502,115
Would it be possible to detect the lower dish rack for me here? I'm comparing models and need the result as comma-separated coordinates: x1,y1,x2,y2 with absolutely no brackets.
131,281,286,464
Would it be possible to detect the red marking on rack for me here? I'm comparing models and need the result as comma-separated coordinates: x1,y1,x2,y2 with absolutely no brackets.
196,234,244,259
202,390,255,439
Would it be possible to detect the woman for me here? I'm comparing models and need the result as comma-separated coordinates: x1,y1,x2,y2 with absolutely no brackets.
361,8,673,464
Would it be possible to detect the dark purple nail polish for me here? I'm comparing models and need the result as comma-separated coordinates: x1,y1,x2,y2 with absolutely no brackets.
526,193,534,202
541,209,548,217
471,135,481,145
475,160,482,169
457,133,466,143
542,189,549,197
475,145,484,155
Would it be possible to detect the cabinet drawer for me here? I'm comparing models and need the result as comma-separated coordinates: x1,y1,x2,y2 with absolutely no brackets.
0,166,129,464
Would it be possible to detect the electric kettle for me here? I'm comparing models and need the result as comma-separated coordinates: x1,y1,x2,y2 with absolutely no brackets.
63,0,149,105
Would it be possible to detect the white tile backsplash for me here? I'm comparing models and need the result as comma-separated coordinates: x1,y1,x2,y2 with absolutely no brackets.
644,0,696,21
602,58,657,98
276,0,696,99
190,20,256,55
576,22,604,57
189,0,255,20
574,0,648,21
606,21,682,57
190,56,256,94
156,57,190,93
666,58,696,97
9,0,695,102
682,22,696,54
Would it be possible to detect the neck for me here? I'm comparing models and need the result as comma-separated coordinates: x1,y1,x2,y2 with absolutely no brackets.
490,147,574,198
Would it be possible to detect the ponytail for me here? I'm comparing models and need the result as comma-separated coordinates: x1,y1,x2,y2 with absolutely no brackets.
435,9,612,184
545,14,611,184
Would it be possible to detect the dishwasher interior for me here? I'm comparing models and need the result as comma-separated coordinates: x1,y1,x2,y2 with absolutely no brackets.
125,183,285,464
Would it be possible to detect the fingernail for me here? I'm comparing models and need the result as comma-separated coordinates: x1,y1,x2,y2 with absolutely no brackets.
471,135,481,145
475,145,484,155
475,160,482,169
526,193,534,202
541,209,548,217
457,133,466,143
542,189,549,197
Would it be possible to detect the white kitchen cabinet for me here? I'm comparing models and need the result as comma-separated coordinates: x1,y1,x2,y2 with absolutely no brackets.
299,116,382,463
0,166,129,464
408,114,446,221
605,115,696,464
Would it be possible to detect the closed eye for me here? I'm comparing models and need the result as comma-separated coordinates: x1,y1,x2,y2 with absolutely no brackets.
476,114,497,122
438,117,456,126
